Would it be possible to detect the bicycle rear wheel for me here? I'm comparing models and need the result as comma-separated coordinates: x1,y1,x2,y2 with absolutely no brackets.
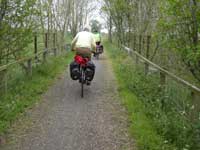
96,53,99,60
81,69,84,98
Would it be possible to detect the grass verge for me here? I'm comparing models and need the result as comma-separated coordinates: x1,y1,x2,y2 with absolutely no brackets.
0,52,73,134
104,40,174,150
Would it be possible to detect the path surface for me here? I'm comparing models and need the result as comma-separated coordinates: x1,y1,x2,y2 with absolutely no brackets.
1,53,134,150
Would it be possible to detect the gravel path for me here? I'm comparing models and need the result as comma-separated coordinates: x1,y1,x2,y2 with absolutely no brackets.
1,53,135,150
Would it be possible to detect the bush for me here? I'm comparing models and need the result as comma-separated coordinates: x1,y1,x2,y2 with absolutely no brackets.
105,40,199,150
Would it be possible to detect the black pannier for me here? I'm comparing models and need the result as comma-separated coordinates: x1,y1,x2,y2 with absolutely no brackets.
99,45,104,53
85,61,95,81
70,61,80,80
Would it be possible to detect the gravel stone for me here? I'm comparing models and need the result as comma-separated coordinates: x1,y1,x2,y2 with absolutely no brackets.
0,53,135,150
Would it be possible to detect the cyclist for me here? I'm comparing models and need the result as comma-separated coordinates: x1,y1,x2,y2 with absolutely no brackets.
71,26,96,58
93,30,103,57
70,26,96,85
93,30,101,45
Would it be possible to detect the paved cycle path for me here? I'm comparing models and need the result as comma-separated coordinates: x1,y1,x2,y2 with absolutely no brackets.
1,53,134,150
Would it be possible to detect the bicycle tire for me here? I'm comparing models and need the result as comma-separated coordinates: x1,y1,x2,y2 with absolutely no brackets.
81,69,84,98
97,54,99,60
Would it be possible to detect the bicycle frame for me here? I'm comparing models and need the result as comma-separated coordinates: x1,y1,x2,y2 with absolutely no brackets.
74,55,90,98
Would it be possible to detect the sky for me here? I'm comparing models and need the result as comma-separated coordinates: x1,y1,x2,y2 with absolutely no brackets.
88,0,108,33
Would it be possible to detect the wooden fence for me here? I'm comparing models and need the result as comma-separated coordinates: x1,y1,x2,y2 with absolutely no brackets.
0,32,68,95
122,35,200,121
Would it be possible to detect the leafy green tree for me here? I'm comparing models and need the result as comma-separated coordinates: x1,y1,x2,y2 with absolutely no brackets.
0,0,39,65
90,19,101,32
158,0,200,82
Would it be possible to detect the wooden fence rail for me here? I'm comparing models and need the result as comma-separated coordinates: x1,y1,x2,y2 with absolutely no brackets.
123,46,200,93
0,32,65,95
0,50,47,72
123,44,200,121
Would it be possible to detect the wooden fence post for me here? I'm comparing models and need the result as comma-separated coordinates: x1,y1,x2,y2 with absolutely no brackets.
27,59,32,76
136,35,142,65
45,33,48,50
4,69,8,95
145,35,151,75
43,51,47,62
159,71,166,109
190,90,200,122
139,35,142,55
34,34,38,61
160,71,166,88
53,33,57,56
43,33,48,62
134,35,139,64
143,36,145,55
133,34,136,51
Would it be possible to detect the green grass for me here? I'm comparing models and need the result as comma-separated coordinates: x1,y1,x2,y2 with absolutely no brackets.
120,91,169,150
0,52,73,134
104,40,175,150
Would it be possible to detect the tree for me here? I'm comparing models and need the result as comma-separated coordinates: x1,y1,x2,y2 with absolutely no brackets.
90,19,101,32
158,0,200,82
0,0,39,65
69,0,94,37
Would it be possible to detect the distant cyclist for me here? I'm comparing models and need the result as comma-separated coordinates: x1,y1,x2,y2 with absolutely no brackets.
93,30,103,57
93,30,101,45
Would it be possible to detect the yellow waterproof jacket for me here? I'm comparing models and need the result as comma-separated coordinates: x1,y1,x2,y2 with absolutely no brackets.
93,33,101,42
71,31,96,51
